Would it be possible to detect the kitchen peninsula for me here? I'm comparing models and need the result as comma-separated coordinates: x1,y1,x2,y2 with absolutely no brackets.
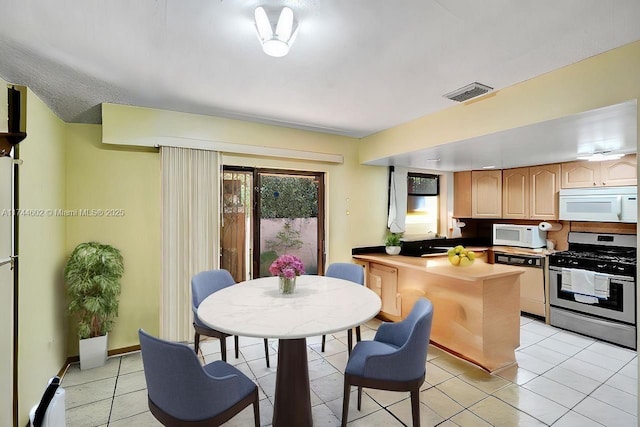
353,254,524,372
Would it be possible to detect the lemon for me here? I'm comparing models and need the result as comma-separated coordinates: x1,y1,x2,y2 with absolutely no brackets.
459,256,474,267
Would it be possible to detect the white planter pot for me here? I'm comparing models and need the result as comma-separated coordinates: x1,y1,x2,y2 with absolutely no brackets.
385,246,401,255
79,334,108,370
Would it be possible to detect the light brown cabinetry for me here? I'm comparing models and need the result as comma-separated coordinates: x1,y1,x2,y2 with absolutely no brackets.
502,165,561,220
561,155,637,188
367,263,400,317
453,171,472,217
502,168,529,219
519,266,546,318
353,254,523,372
472,170,502,218
454,156,636,220
529,164,561,220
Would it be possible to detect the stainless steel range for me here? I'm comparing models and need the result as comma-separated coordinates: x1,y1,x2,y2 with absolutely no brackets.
549,232,637,349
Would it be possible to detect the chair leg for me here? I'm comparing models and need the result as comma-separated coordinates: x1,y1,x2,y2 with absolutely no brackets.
347,329,353,356
220,336,227,362
357,386,363,410
341,377,351,427
194,332,200,355
264,338,270,368
234,335,239,359
252,389,261,427
410,387,420,427
355,325,362,342
321,334,326,352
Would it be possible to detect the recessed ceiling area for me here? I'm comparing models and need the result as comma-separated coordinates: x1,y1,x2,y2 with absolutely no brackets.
0,1,639,138
364,100,638,172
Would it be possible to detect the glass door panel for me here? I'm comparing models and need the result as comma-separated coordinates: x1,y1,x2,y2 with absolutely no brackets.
255,171,324,278
221,170,252,282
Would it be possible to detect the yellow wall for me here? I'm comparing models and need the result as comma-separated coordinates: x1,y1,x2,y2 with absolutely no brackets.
17,89,68,426
104,104,391,259
65,124,161,353
360,40,640,163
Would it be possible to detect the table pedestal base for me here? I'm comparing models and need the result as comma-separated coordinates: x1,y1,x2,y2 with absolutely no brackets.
272,338,312,427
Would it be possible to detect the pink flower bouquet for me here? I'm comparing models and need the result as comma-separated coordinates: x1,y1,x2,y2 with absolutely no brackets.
269,254,305,279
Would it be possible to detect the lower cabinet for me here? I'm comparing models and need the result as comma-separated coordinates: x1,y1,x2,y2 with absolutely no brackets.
367,263,401,317
520,267,546,318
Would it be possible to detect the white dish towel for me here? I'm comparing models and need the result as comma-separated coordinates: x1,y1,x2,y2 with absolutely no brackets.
569,268,596,297
594,274,610,299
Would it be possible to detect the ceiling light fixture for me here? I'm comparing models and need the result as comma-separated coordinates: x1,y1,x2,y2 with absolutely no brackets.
576,152,625,162
254,6,298,57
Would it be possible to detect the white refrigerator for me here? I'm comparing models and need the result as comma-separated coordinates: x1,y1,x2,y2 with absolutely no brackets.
0,156,15,423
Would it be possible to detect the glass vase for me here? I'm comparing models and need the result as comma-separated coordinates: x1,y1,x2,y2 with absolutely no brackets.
279,276,296,294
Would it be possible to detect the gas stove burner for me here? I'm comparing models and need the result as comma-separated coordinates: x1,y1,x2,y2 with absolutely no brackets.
549,232,637,277
550,249,636,276
553,250,636,263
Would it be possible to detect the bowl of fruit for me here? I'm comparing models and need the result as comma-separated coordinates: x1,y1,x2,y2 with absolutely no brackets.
447,245,476,267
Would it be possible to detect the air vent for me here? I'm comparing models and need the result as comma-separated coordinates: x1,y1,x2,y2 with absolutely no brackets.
444,82,493,102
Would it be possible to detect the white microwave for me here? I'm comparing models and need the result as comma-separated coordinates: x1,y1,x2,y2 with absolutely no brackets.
559,186,637,223
493,224,547,248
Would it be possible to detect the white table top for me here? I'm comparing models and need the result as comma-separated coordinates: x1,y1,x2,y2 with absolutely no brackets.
197,275,382,339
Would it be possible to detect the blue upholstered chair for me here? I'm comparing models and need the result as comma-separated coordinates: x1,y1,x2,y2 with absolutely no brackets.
322,263,365,355
138,329,260,426
192,269,270,367
341,298,434,427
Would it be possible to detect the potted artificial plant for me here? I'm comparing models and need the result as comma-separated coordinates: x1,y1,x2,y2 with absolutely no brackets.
385,232,403,255
64,242,124,370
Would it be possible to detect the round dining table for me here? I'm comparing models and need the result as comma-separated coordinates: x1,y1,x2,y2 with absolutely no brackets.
197,274,381,427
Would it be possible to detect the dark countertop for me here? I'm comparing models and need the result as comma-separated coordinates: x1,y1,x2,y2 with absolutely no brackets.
352,237,492,258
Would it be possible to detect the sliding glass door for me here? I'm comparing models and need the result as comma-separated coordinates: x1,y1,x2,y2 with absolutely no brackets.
221,167,325,281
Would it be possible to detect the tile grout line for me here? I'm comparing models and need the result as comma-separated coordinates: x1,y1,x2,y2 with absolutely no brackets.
105,356,122,426
500,325,636,425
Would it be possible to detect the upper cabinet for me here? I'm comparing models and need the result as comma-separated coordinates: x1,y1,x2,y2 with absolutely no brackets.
454,170,503,218
503,164,560,220
453,171,472,218
529,164,561,220
502,167,529,219
472,170,502,218
561,155,637,188
601,155,637,186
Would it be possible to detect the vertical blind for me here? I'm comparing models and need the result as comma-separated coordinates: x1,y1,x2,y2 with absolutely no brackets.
160,146,220,341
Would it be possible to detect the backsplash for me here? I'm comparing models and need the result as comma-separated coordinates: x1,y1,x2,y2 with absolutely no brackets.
458,219,636,252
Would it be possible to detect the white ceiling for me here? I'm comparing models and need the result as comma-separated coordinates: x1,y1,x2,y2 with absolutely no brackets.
366,100,638,171
0,0,639,169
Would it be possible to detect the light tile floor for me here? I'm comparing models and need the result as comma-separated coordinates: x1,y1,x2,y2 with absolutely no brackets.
61,316,638,426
